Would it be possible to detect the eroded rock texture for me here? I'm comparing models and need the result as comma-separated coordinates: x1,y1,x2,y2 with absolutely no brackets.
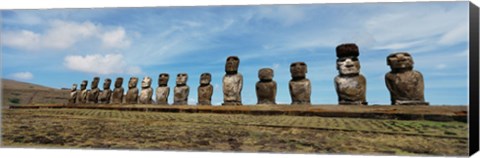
156,73,170,105
111,77,124,104
125,77,139,104
289,62,311,105
256,68,277,105
334,43,367,105
385,52,428,105
222,56,243,106
139,76,153,104
99,78,112,104
68,84,78,104
78,80,88,104
197,73,213,105
173,73,189,105
87,77,100,104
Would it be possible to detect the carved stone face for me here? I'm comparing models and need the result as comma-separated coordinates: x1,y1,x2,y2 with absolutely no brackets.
337,57,360,76
80,80,88,90
103,78,112,89
91,77,100,89
114,77,123,88
141,76,152,88
71,84,77,91
387,52,414,71
258,68,274,81
158,73,169,86
225,56,240,74
176,73,188,85
290,62,308,79
200,73,211,85
128,77,138,88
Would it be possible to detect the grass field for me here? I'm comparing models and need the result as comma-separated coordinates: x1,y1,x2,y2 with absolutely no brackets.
1,108,468,156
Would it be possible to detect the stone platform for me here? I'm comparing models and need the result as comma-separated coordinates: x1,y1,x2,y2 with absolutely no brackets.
8,104,467,122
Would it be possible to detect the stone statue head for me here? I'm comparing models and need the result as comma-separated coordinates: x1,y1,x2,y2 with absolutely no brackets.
225,56,240,74
258,68,274,81
80,80,88,90
337,57,360,76
71,84,77,92
387,52,414,71
200,73,211,85
103,78,112,89
91,77,100,89
128,77,138,88
114,77,123,88
141,76,152,88
158,73,169,86
336,43,361,76
290,62,308,79
176,73,188,86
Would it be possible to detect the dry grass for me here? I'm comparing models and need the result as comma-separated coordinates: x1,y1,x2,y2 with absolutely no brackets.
2,79,69,107
1,109,468,156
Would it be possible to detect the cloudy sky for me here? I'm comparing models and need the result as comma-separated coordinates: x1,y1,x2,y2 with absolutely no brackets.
1,2,470,105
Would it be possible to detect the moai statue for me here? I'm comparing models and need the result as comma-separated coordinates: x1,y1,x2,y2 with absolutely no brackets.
256,68,277,105
125,77,139,104
197,73,213,105
139,76,153,104
385,52,429,105
289,62,311,105
173,73,189,105
111,77,124,104
78,80,88,104
222,56,243,106
68,84,78,104
156,73,170,105
98,78,112,104
87,77,100,104
334,43,368,105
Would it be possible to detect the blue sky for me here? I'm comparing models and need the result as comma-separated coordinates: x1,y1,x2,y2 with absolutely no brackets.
1,2,470,105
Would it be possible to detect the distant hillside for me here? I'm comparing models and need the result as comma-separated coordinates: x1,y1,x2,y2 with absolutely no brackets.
2,79,58,91
2,79,69,107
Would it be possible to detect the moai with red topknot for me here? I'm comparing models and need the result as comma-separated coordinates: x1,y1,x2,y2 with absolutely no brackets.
334,43,367,105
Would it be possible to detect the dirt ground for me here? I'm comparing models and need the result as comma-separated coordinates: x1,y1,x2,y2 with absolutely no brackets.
1,108,468,156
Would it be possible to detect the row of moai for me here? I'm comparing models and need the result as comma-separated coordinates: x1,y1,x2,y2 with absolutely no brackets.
68,43,428,106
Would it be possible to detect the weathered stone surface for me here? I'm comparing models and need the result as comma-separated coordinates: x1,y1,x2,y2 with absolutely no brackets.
289,62,311,105
156,73,170,105
334,43,367,105
198,73,213,105
87,77,100,104
385,52,428,105
111,77,124,104
173,73,189,105
78,80,88,104
68,84,77,104
125,77,139,104
256,68,276,105
139,76,153,104
99,78,112,104
223,56,243,106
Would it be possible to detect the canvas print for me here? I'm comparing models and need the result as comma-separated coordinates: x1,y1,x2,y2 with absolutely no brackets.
0,1,474,156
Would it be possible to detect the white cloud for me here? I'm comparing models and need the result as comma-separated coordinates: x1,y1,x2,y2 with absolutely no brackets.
64,54,142,75
10,72,34,80
363,4,468,50
101,27,131,48
2,30,41,50
435,64,447,69
42,20,98,49
438,24,468,45
2,20,132,51
256,6,306,26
